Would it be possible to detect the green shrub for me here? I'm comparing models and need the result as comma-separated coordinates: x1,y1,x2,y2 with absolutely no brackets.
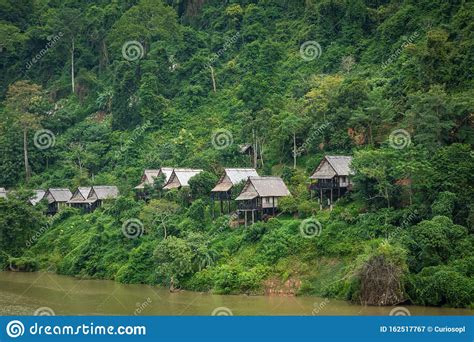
407,264,474,308
431,191,457,218
116,241,158,284
257,222,297,264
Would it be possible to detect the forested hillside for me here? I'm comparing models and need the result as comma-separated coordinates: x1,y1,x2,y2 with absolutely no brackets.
0,0,473,308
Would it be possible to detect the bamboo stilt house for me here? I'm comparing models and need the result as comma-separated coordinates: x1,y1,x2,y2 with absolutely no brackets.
211,168,259,214
87,186,119,210
44,188,73,215
309,155,354,209
235,176,291,226
162,168,203,190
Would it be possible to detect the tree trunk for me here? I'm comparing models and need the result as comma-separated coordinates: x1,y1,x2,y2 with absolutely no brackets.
253,129,257,168
368,124,373,146
293,133,297,169
210,66,216,92
23,128,30,182
71,39,75,94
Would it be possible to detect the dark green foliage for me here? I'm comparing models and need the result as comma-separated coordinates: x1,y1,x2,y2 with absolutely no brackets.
405,216,471,271
431,191,457,218
0,0,472,308
0,191,46,258
406,262,474,308
188,171,218,200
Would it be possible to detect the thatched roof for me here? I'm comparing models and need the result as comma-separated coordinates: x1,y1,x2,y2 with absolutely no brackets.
134,168,174,189
211,168,259,192
163,168,203,190
310,156,353,179
90,186,119,200
29,190,46,205
235,176,291,200
46,188,73,203
67,187,92,204
0,188,7,199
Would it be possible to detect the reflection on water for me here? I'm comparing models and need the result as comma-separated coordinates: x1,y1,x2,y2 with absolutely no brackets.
0,272,471,316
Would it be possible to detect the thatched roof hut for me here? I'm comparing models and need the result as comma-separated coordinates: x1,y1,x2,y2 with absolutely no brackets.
44,188,73,215
88,186,119,201
310,156,353,180
134,168,174,190
310,155,354,209
45,188,73,204
236,176,291,202
235,176,291,225
163,168,203,190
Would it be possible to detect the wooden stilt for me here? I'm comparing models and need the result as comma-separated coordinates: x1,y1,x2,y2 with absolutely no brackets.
211,195,214,219
330,189,333,211
320,188,323,210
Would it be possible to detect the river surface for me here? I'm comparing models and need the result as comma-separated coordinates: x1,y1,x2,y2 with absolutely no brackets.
0,272,471,316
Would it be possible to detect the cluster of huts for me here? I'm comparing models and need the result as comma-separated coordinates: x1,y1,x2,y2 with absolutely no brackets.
131,155,353,225
0,186,119,215
0,156,354,226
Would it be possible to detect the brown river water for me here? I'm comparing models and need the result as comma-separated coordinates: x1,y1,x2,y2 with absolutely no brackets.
0,272,472,316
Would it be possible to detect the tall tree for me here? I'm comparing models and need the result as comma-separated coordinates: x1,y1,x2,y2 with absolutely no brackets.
3,81,44,182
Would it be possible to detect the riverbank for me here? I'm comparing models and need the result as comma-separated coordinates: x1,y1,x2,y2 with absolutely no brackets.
1,272,472,316
8,202,473,310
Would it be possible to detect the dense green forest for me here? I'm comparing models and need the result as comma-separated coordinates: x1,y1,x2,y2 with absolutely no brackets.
0,0,473,308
